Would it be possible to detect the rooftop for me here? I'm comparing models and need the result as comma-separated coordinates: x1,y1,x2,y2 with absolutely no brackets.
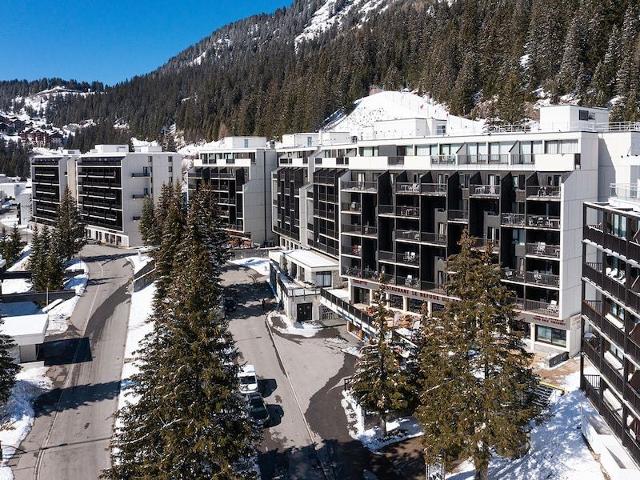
284,248,338,270
0,314,48,345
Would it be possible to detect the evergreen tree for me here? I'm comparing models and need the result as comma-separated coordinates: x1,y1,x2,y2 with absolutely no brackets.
56,187,86,261
416,230,538,479
190,185,231,275
139,195,158,246
153,185,185,302
104,190,258,479
45,229,66,291
0,315,19,405
29,225,45,292
350,279,408,436
0,227,7,262
557,16,585,94
5,224,22,265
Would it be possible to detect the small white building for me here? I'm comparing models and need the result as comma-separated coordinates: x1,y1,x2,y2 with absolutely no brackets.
1,313,48,363
269,248,341,323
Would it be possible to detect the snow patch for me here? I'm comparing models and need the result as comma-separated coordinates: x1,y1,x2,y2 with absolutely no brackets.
229,257,270,276
341,390,423,451
127,252,153,275
45,260,89,335
267,311,322,338
0,366,53,478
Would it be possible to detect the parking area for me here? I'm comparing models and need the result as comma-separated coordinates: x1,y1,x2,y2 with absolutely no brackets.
223,263,403,480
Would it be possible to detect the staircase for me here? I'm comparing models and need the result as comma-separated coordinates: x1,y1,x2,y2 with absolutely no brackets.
532,382,563,412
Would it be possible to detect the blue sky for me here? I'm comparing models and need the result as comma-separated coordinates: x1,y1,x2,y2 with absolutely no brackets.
1,0,292,85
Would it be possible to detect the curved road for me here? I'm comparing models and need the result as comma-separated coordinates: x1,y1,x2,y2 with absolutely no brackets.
10,244,133,480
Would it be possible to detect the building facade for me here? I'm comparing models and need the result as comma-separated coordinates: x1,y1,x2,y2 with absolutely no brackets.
581,190,640,473
269,104,632,356
31,150,79,226
31,145,181,247
188,137,277,247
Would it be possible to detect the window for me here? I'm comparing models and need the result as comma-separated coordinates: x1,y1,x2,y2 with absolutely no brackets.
579,109,595,121
535,325,566,347
315,271,332,287
148,156,152,163
612,213,627,239
244,139,249,148
168,165,173,173
307,136,313,147
168,156,173,163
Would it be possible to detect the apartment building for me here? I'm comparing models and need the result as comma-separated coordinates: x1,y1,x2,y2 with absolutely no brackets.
31,145,181,247
188,137,277,247
581,187,640,475
78,145,181,247
270,99,623,357
31,149,79,226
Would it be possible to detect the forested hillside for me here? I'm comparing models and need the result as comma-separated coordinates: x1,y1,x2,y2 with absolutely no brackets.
9,0,640,145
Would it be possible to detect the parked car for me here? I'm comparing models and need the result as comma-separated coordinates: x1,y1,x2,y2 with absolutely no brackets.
246,392,270,426
238,364,259,395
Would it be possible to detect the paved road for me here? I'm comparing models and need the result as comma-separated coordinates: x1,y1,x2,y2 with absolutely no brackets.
224,264,403,480
10,245,134,480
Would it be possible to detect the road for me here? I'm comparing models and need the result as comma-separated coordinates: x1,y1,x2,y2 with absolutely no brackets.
10,244,134,480
224,264,403,480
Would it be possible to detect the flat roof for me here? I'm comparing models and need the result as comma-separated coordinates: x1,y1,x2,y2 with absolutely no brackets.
0,314,48,346
285,249,338,269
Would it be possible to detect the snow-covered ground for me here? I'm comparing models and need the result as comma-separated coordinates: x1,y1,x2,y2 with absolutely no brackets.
341,390,423,451
117,281,155,412
267,312,323,338
127,252,153,275
229,257,270,276
0,366,53,479
45,260,88,335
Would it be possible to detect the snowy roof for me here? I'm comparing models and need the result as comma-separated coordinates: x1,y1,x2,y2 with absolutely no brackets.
285,249,338,270
0,314,48,346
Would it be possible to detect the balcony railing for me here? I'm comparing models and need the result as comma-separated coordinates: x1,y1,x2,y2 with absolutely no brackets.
422,183,447,195
470,237,499,252
458,154,511,165
342,267,378,280
378,205,394,215
503,268,526,283
131,172,151,178
341,202,362,213
448,210,469,222
393,275,420,289
378,251,420,266
342,224,378,236
514,298,560,316
397,206,420,218
342,181,377,192
526,215,561,229
527,185,561,199
395,230,447,245
526,243,560,258
525,271,560,288
501,213,526,227
342,245,362,256
469,185,501,197
395,183,421,194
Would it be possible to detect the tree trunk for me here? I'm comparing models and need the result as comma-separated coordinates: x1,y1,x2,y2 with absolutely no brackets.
474,454,489,480
380,414,387,437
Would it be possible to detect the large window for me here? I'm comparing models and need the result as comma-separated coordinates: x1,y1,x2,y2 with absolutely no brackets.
611,213,627,239
535,325,566,347
315,271,332,287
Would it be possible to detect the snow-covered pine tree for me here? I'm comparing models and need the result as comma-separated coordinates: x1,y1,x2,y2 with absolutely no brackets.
139,195,158,247
45,229,66,291
0,226,7,261
350,279,408,437
557,16,585,94
416,230,539,480
104,188,258,479
56,186,86,261
31,226,52,292
6,224,22,265
0,315,18,405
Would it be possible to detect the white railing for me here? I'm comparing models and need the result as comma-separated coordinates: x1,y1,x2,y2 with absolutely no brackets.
610,183,640,200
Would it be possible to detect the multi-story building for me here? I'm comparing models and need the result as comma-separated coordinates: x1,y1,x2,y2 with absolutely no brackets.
188,137,277,247
31,149,79,226
31,145,181,247
270,94,625,357
581,186,640,474
78,145,181,247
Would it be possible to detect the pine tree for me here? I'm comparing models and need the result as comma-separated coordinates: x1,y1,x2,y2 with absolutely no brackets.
190,185,231,275
557,16,585,94
45,229,65,291
416,230,539,479
29,225,46,292
0,226,7,262
5,224,22,265
104,190,258,479
56,187,86,261
0,315,18,404
153,186,185,302
139,195,158,246
350,279,408,436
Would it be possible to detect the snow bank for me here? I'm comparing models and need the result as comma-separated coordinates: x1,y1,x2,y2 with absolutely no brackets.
1,278,30,295
45,260,88,335
267,312,322,338
341,390,423,451
7,247,30,273
229,257,270,276
127,253,153,275
0,366,53,479
118,282,155,411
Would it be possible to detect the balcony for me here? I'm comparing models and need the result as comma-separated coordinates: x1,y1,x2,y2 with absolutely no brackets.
525,271,560,288
395,183,421,194
378,205,394,215
430,155,456,165
501,213,526,227
378,251,420,266
526,215,560,230
341,202,362,214
342,245,362,257
393,275,420,289
131,172,151,178
342,224,378,237
342,181,377,193
469,185,501,198
448,210,469,223
316,192,337,203
514,298,560,317
526,243,560,259
394,230,446,246
208,172,236,179
470,237,499,253
342,267,378,280
314,208,337,220
527,185,561,200
458,154,511,165
388,156,404,166
503,268,526,283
